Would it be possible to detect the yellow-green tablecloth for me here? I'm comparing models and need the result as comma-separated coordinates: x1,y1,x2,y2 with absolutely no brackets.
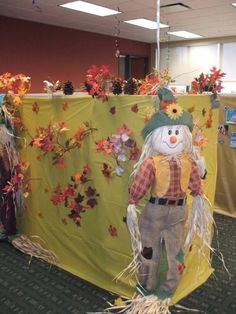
18,94,218,303
215,95,236,218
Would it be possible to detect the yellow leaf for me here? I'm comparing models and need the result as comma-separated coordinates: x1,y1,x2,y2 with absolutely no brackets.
24,192,29,198
114,297,125,306
13,96,22,105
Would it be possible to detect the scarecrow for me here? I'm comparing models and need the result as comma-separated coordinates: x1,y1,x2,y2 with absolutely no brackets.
0,103,58,264
120,88,212,313
0,112,18,240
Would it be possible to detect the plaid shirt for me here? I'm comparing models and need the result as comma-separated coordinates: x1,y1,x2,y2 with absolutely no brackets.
129,156,202,204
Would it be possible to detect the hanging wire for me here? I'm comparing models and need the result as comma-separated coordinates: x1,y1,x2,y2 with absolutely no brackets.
114,7,121,58
156,0,161,71
32,0,42,12
166,26,171,69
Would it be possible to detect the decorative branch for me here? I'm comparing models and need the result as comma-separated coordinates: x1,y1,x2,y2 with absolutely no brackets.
30,121,97,168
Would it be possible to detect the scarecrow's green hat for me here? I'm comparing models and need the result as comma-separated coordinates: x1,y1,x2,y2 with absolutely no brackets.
142,88,194,140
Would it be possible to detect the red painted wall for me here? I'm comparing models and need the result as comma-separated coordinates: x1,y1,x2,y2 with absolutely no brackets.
0,16,151,92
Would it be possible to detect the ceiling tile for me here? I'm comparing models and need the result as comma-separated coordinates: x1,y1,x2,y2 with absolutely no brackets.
0,0,236,43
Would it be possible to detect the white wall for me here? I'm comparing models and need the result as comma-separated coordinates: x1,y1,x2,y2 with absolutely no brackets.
159,41,236,93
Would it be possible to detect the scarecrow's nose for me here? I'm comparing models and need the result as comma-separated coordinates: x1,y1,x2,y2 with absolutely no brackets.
170,135,177,144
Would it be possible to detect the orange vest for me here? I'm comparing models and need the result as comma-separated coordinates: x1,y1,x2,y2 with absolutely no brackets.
151,154,192,198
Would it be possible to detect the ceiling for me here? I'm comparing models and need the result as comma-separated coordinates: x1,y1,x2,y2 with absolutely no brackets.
0,0,236,43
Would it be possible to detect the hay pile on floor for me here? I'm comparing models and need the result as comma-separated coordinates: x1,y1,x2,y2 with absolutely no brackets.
104,294,171,314
11,234,59,265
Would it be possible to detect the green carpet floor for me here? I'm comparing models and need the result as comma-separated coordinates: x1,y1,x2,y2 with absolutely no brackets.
0,213,235,314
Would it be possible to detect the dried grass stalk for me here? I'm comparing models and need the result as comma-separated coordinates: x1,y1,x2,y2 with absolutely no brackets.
12,234,59,265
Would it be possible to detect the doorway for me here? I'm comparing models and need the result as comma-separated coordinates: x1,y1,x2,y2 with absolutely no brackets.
118,54,149,80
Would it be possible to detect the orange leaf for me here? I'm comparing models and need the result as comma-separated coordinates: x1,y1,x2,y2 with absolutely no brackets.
62,102,68,111
73,172,82,181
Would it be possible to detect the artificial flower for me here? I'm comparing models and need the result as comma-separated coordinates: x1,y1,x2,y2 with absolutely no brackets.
100,65,110,75
138,68,173,95
97,125,140,177
115,166,125,176
117,124,132,136
84,65,112,101
166,103,183,120
190,67,226,94
87,65,99,78
96,139,113,154
117,153,127,162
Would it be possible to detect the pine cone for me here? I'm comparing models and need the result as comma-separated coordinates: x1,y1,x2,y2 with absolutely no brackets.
84,81,92,93
123,78,138,95
112,79,123,95
63,81,74,95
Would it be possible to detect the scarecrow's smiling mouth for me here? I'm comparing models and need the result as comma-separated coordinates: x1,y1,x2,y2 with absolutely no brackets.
163,140,183,149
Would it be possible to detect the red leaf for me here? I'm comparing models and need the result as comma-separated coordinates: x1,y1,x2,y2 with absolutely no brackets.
87,65,99,78
110,106,116,114
108,225,118,237
100,65,110,75
32,102,39,114
131,104,139,113
87,198,98,208
177,262,186,274
61,218,68,225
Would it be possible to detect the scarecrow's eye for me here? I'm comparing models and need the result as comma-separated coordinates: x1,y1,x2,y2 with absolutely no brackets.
175,130,179,135
168,130,172,135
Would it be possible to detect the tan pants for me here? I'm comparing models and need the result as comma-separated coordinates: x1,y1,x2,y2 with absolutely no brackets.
138,202,187,294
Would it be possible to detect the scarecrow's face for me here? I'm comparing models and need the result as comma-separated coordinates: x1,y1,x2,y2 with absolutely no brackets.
152,125,185,155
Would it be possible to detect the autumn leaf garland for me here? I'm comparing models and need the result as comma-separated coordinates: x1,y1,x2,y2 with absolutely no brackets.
0,72,31,97
30,121,97,168
0,72,31,131
2,159,31,205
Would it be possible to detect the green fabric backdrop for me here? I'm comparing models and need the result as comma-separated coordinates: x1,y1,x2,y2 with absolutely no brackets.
215,95,236,218
18,94,218,304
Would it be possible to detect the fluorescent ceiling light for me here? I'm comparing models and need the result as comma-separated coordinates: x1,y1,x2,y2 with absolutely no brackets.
124,18,168,29
168,31,203,39
60,1,121,16
232,3,236,7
